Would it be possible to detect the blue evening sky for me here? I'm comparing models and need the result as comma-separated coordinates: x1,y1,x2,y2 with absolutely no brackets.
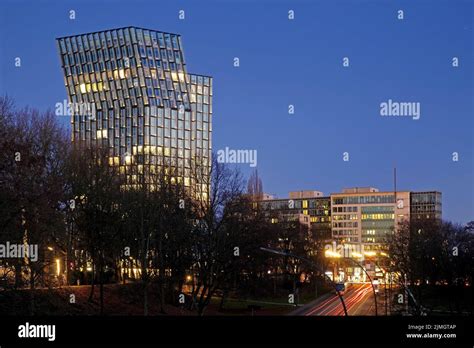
0,0,472,224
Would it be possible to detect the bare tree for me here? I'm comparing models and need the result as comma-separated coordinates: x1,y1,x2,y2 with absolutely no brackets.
67,145,122,314
0,98,69,314
247,169,263,201
188,156,244,315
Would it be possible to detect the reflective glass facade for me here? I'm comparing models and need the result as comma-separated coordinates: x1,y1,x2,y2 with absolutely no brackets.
258,197,331,241
410,191,442,220
56,27,212,196
360,206,395,244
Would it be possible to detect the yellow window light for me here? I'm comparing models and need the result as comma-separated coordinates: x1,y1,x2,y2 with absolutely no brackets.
56,259,61,276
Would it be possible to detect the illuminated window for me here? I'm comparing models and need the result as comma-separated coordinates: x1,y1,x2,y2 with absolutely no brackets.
80,83,86,94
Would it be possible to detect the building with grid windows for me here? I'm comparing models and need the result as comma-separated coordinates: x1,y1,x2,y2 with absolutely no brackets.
258,191,332,242
410,191,442,221
56,27,212,197
331,188,411,249
258,188,441,251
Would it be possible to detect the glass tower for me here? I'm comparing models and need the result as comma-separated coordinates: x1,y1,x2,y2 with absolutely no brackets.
410,191,442,220
56,27,212,197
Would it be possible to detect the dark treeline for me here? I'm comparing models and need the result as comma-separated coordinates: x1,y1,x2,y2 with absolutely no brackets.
1,96,473,316
388,219,474,314
0,97,324,315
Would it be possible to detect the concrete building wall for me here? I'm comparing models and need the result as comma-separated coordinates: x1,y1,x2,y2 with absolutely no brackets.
330,190,411,250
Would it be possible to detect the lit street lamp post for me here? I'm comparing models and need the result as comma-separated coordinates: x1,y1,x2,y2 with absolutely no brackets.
260,247,348,316
325,250,378,316
367,251,392,316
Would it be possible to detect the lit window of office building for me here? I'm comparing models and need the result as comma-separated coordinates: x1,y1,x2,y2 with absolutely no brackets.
258,187,441,251
56,27,212,197
410,191,442,220
331,187,411,250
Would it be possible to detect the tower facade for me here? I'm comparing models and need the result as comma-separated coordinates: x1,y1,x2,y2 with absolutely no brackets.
57,27,212,197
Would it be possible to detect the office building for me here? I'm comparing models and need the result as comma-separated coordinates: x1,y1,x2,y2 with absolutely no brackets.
258,187,441,251
410,191,442,221
56,27,212,197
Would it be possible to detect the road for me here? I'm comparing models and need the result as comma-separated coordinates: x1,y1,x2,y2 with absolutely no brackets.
302,283,376,316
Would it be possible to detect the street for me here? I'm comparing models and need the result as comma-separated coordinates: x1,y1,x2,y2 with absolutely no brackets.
302,283,376,316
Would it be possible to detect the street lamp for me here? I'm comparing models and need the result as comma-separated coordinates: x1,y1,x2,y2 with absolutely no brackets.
372,251,391,315
260,247,348,316
363,251,377,257
363,250,392,316
326,250,378,316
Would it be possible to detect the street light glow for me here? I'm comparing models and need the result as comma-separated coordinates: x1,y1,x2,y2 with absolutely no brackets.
55,258,60,276
325,250,341,258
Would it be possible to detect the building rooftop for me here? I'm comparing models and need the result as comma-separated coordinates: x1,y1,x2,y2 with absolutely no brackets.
289,190,324,199
341,187,379,193
56,26,182,40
